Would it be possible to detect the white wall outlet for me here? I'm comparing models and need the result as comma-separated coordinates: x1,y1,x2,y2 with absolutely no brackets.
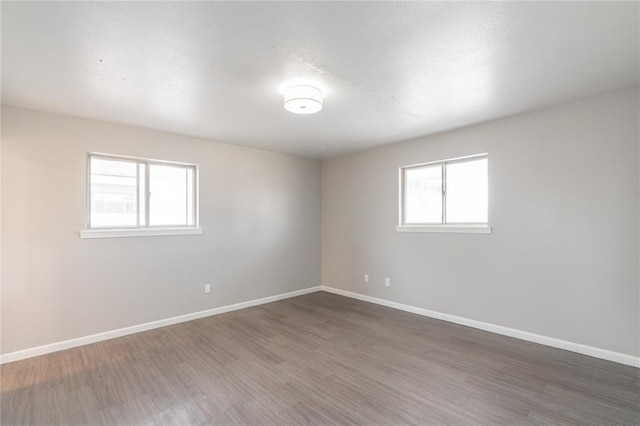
364,274,369,283
385,277,391,287
204,284,211,294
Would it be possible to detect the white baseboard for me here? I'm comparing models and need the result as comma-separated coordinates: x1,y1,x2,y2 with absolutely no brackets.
4,285,638,368
0,286,321,365
321,286,640,368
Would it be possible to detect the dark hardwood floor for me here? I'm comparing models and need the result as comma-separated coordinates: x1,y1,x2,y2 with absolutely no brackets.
1,292,638,425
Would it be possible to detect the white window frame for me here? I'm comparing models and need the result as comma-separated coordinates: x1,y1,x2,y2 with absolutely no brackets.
79,153,202,239
397,153,491,234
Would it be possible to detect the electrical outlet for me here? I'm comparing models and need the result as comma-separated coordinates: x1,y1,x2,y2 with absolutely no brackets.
385,277,391,287
364,274,369,283
204,284,211,294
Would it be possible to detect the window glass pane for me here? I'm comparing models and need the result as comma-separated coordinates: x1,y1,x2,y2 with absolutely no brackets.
404,164,442,224
138,163,146,226
90,158,138,227
186,168,194,226
445,158,488,223
149,164,188,226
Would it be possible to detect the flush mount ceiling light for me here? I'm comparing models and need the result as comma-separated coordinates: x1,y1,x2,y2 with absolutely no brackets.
284,85,323,114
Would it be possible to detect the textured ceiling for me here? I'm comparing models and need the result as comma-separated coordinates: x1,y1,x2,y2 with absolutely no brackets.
2,1,638,159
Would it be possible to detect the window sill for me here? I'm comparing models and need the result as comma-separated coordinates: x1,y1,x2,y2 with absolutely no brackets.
79,227,203,239
396,224,491,234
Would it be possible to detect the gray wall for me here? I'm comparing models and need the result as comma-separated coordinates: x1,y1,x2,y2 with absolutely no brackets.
3,89,638,358
322,88,640,357
1,105,322,354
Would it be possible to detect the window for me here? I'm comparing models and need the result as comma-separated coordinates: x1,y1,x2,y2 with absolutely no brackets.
80,153,201,238
398,154,490,233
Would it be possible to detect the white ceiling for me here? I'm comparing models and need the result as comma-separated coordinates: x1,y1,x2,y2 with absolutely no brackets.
2,2,638,159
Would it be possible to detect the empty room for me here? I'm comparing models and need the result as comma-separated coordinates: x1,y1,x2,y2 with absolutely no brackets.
1,1,639,424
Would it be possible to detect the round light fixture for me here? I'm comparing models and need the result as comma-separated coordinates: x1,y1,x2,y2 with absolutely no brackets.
284,85,323,114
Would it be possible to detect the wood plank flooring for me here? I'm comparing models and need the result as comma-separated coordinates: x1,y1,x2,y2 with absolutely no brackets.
2,292,639,425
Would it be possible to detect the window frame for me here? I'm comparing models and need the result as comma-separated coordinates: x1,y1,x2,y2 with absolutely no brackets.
397,153,491,234
80,152,202,239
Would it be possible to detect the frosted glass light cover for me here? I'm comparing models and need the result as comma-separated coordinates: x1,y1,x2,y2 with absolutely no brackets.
284,85,323,114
